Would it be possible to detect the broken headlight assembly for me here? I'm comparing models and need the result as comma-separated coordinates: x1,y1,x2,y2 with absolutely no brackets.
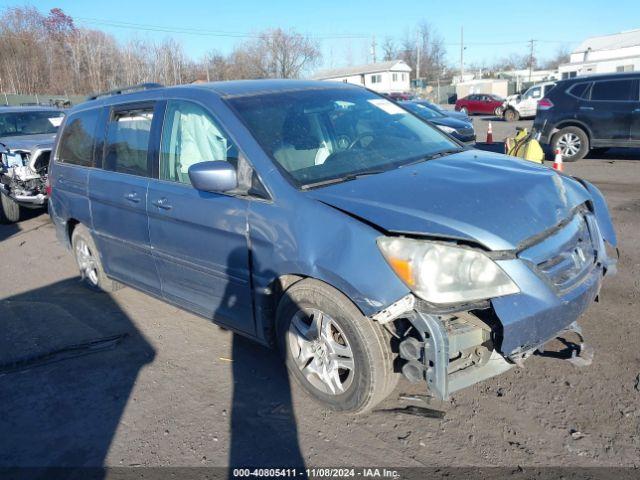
377,237,519,304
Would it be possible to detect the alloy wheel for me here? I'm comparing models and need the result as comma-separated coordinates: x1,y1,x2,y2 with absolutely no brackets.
287,308,355,395
75,238,99,286
557,133,581,157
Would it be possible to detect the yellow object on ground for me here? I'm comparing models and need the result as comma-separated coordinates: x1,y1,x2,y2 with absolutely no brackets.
505,128,545,164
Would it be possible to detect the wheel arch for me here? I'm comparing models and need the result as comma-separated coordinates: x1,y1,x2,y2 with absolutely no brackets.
552,121,593,142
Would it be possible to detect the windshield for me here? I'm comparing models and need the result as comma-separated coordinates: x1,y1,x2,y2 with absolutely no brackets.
0,110,65,137
400,102,444,120
228,88,459,188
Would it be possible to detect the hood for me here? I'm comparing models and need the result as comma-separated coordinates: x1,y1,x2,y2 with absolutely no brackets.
442,110,470,121
430,116,473,130
307,150,591,251
0,133,56,151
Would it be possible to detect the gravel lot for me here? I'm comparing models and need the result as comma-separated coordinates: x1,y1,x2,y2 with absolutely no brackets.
1,117,639,470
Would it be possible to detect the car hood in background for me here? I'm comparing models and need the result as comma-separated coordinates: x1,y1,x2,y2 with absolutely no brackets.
307,150,591,251
429,116,473,131
0,133,56,151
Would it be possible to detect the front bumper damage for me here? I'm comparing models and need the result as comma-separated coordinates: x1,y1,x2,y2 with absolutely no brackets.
371,209,617,400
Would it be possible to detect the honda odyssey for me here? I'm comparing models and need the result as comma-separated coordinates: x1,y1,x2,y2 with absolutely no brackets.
49,81,617,413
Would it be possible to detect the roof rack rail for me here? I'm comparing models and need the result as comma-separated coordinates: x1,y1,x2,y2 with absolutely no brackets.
87,83,163,101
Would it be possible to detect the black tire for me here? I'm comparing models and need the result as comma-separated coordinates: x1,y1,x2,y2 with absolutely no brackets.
459,106,469,116
503,108,519,122
0,192,21,224
551,126,589,162
276,279,398,414
494,106,503,117
71,224,122,292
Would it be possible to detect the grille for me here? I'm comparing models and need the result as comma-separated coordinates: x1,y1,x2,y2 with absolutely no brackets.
535,215,598,293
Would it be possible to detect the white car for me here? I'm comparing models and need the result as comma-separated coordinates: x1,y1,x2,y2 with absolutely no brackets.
502,81,556,121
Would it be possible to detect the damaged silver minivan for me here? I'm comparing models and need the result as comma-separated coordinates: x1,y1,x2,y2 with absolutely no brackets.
49,81,617,413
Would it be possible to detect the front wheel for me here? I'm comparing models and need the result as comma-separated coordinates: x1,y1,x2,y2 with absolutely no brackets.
494,106,503,117
459,106,469,115
276,279,397,414
552,126,589,162
0,192,21,224
503,108,519,122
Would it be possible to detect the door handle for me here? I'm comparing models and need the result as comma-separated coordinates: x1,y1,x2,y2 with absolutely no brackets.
579,106,594,111
124,192,141,203
152,198,172,210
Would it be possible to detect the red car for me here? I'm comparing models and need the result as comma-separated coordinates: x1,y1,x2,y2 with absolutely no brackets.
455,93,504,116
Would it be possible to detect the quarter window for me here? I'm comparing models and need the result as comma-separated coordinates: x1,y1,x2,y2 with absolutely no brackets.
104,106,154,177
590,80,635,101
160,100,237,184
57,109,99,167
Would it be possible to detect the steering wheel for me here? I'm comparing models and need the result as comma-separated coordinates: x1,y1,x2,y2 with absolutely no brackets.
347,132,375,150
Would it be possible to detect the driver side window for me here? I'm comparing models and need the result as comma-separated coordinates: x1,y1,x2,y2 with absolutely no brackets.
160,100,238,184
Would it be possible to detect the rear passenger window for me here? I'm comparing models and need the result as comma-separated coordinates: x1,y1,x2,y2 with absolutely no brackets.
568,83,590,98
104,106,154,177
57,109,99,167
590,80,635,101
160,100,237,184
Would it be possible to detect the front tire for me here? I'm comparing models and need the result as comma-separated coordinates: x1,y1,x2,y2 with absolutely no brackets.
459,106,469,116
494,106,503,117
71,224,121,292
276,279,397,414
552,126,589,162
503,108,519,122
0,192,21,224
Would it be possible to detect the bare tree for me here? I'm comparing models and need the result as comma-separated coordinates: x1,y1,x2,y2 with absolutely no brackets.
381,37,396,61
543,46,570,70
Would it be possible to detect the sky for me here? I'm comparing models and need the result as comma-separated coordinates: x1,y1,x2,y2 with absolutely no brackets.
4,0,640,72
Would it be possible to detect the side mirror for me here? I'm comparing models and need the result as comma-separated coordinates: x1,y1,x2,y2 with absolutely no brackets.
188,161,237,193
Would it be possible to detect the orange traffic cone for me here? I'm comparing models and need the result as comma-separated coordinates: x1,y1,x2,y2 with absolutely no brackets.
486,122,493,144
552,148,564,172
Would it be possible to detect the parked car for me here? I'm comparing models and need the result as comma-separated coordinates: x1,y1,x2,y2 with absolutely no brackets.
412,100,470,121
0,106,65,223
534,72,640,161
50,80,617,413
502,81,556,122
400,100,476,143
455,93,504,116
384,92,414,101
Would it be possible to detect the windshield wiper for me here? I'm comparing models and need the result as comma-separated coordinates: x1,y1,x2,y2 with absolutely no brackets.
401,148,463,167
301,170,386,190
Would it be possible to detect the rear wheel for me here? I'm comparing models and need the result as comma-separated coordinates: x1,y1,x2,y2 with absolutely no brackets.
0,192,21,224
276,279,397,414
494,106,503,117
71,224,121,292
552,126,589,162
503,108,519,122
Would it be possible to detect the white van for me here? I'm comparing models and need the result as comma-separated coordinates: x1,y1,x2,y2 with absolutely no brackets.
502,81,556,121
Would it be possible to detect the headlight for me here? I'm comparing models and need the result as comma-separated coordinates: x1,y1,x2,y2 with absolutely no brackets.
377,237,519,304
437,125,457,134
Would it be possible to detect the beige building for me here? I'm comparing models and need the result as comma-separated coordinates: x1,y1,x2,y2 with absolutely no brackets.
312,60,412,93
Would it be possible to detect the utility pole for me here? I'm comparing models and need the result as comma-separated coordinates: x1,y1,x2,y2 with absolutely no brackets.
528,39,535,82
460,26,464,82
371,35,377,63
416,30,421,84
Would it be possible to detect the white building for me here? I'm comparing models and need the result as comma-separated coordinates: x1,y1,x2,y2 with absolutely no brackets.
559,29,640,79
312,60,412,93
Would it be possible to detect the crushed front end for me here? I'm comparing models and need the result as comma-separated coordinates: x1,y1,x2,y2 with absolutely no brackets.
373,205,617,400
0,144,51,208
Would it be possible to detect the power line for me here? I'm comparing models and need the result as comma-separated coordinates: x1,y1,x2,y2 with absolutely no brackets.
75,17,371,40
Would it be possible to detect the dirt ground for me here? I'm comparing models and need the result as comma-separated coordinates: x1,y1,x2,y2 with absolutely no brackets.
1,118,639,470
